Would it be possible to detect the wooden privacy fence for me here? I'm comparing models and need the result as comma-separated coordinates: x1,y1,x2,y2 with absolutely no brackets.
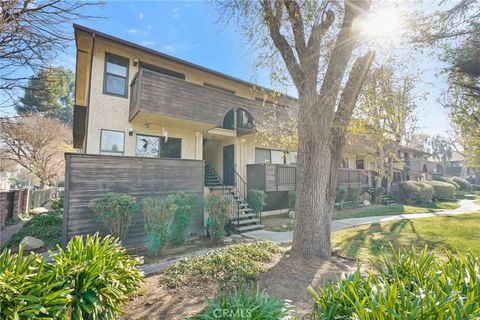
29,188,60,209
62,153,205,249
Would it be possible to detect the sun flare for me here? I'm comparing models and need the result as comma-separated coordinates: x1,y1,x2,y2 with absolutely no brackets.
355,7,404,41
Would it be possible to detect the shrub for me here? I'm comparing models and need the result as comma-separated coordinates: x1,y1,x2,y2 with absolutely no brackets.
425,180,456,199
248,189,267,214
195,287,287,320
307,247,480,319
2,213,62,249
89,193,137,240
472,184,480,191
50,234,142,320
49,194,64,213
287,190,296,212
160,241,282,288
169,192,197,245
346,187,362,207
451,176,473,191
0,247,71,319
143,196,177,254
205,194,231,245
398,181,434,204
434,175,460,190
335,187,348,209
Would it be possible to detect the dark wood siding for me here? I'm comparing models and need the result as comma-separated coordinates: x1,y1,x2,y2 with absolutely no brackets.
63,153,205,249
130,69,267,125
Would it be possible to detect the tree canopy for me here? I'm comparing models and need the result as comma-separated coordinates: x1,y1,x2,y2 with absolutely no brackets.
15,67,74,125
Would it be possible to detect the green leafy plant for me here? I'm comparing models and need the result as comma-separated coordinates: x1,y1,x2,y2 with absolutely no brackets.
335,187,348,209
425,180,456,199
143,196,177,255
451,176,473,191
160,241,283,289
89,192,137,240
170,192,197,245
50,234,142,320
399,181,434,204
205,194,231,245
247,189,267,214
287,190,296,213
307,246,480,319
0,247,71,319
2,213,62,250
194,286,287,320
346,187,362,207
49,195,64,213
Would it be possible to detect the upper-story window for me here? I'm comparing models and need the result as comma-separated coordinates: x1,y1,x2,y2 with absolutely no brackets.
104,53,129,97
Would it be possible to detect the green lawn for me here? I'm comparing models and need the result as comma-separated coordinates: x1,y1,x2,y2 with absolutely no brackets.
332,212,480,261
332,200,460,220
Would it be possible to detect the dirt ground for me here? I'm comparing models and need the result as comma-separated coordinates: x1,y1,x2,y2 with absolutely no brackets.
119,249,356,319
263,213,294,232
259,253,357,317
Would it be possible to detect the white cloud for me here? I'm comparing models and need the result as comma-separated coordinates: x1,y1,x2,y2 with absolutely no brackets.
141,41,155,46
172,7,180,18
138,13,144,20
126,28,138,34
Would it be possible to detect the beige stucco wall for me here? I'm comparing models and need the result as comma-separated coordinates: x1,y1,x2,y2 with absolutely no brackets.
84,34,295,158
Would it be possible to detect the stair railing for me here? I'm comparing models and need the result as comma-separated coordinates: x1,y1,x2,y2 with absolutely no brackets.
232,169,263,223
205,164,240,225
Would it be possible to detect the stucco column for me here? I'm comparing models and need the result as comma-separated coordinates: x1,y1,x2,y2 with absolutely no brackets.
234,137,246,179
194,131,203,160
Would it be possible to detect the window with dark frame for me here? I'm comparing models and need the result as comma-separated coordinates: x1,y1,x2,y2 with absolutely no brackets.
104,53,129,97
255,148,288,164
135,134,181,158
356,159,365,170
100,130,125,154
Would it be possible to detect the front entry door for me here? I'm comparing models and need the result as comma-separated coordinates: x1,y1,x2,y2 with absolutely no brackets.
223,144,235,185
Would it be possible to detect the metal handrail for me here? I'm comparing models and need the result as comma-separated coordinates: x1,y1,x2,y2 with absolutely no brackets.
232,169,263,223
205,164,240,225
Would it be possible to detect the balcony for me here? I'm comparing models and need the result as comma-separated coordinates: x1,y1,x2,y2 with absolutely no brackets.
246,164,371,192
129,68,261,134
247,164,296,192
338,168,370,188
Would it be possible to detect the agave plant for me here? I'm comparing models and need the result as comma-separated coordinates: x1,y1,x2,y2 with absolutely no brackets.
50,234,143,320
0,246,71,319
308,246,480,319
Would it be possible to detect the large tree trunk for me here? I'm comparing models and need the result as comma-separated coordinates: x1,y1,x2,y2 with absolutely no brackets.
374,146,385,204
386,157,394,194
292,93,338,259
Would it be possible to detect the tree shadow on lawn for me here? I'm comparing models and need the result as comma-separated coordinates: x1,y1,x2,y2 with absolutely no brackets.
334,219,456,260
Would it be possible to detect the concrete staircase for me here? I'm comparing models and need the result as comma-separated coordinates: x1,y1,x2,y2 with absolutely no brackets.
205,166,263,232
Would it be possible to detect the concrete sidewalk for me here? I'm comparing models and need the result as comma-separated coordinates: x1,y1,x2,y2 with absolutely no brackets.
243,199,480,244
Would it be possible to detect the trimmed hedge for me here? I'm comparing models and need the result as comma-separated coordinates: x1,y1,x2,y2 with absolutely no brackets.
433,175,460,190
451,177,473,191
425,180,456,200
399,181,434,204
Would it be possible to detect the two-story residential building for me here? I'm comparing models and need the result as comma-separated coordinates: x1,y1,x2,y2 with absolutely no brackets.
72,25,429,234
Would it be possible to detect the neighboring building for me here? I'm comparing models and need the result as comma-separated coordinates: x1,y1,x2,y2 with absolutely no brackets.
435,152,480,184
71,25,429,232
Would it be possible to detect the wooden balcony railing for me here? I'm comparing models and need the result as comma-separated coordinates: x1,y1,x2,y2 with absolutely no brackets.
246,164,371,192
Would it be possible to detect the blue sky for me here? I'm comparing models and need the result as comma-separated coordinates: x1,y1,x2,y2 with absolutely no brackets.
5,1,451,136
